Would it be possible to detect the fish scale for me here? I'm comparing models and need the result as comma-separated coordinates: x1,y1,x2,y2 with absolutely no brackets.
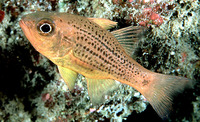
69,16,140,82
75,27,134,81
20,12,194,119
67,15,145,87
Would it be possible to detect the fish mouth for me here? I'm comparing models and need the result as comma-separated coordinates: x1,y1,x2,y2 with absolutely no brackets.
19,19,25,28
19,19,29,34
19,18,33,43
19,15,34,29
19,18,34,35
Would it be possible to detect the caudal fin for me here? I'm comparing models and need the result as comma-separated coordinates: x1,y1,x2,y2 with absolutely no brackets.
142,73,194,119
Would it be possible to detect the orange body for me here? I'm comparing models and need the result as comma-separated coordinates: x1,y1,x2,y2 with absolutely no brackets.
20,12,193,119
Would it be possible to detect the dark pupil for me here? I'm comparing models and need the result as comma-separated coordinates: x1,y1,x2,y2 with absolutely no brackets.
41,23,51,33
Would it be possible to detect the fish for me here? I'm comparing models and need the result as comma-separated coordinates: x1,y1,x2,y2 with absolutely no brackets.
19,11,194,119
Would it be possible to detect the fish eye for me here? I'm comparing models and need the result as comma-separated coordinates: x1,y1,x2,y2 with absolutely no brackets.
37,19,55,36
40,23,52,33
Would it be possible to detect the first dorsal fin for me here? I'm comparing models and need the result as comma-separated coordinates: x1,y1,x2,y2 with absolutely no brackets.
112,26,145,56
58,66,78,91
86,78,119,105
88,18,117,30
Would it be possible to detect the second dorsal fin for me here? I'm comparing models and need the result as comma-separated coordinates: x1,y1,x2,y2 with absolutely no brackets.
112,26,144,56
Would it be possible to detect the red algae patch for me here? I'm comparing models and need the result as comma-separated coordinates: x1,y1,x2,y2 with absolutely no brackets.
0,10,5,23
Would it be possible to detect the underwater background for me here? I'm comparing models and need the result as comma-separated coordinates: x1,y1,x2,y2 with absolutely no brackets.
0,0,199,121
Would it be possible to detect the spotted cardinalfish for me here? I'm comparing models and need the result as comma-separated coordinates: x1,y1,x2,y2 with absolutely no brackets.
19,12,194,119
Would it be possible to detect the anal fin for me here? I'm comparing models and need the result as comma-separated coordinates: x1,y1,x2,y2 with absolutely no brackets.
86,78,119,105
58,66,78,91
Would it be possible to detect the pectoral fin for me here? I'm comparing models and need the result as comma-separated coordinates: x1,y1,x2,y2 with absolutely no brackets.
86,78,119,105
58,66,78,91
88,18,117,30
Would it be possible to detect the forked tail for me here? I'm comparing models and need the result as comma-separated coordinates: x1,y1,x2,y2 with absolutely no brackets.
141,73,194,119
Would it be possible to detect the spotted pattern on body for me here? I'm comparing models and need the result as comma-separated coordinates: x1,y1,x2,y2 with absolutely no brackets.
59,15,150,85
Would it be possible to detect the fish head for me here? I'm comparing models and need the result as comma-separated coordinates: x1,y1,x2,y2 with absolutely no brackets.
19,11,75,60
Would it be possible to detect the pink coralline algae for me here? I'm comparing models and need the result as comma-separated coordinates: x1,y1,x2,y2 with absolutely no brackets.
112,0,176,26
135,2,176,26
41,93,55,108
138,8,164,26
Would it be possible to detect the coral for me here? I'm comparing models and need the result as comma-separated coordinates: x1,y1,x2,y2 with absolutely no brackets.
0,93,31,121
0,0,199,121
192,96,200,121
134,0,200,121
